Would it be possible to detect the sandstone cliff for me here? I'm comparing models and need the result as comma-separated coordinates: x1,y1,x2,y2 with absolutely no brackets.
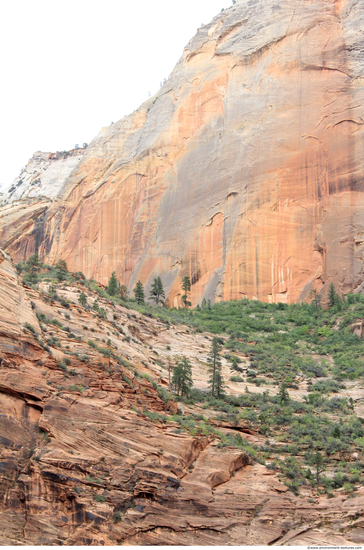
1,0,364,306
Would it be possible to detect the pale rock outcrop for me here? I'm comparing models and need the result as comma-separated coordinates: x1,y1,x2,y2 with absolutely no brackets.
0,149,84,205
1,0,364,306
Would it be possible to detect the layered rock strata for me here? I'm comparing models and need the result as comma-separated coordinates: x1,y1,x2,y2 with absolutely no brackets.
1,253,364,545
1,0,364,306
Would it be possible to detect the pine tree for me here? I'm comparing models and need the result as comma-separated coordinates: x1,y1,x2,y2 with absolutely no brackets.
172,356,193,397
328,283,337,309
119,284,128,300
54,259,68,281
278,382,289,405
99,307,107,318
309,289,321,318
307,451,326,491
107,271,118,296
181,276,191,310
25,254,41,271
149,276,165,305
332,426,341,438
207,337,225,398
23,254,41,285
214,369,226,399
78,291,87,307
134,280,145,304
55,259,68,272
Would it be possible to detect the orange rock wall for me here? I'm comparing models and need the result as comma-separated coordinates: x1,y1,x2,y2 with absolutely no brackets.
2,0,364,305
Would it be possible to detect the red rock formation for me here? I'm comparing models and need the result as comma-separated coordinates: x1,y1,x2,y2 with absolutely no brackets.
1,0,364,306
1,252,364,545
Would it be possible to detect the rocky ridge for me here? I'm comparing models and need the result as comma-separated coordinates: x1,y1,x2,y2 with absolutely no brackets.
0,149,85,206
1,0,364,306
1,251,364,545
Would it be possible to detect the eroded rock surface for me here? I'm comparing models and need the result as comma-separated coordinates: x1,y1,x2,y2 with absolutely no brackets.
0,254,364,545
1,0,364,306
0,149,84,205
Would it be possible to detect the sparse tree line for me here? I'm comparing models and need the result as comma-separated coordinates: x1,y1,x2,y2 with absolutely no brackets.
16,254,347,313
172,336,225,399
309,282,345,313
15,255,194,310
133,274,191,309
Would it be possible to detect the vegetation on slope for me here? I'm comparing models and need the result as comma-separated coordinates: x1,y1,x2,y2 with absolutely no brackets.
17,255,364,496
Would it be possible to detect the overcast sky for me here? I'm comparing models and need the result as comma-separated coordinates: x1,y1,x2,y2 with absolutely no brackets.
0,0,233,186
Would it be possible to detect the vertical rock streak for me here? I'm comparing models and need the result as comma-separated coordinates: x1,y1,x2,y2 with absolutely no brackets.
1,0,364,305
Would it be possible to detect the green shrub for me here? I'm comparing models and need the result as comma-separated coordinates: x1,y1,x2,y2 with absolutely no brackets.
93,494,106,502
50,319,63,328
113,510,122,523
309,380,345,394
354,436,364,448
343,482,354,494
57,361,67,371
122,374,132,386
24,322,35,333
157,386,172,404
189,388,207,402
98,347,111,357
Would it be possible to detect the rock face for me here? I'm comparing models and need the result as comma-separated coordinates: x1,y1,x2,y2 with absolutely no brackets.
0,149,85,205
1,0,364,306
1,253,364,546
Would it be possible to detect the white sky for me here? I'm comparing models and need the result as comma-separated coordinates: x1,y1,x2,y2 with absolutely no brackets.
0,0,233,186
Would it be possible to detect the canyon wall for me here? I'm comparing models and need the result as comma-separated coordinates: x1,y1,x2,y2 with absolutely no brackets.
1,0,364,306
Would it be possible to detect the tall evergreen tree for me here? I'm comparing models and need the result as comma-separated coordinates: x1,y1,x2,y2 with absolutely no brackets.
214,370,226,399
23,254,41,285
307,451,326,491
328,283,337,309
78,291,87,307
54,259,68,282
149,276,165,305
25,254,41,271
107,271,118,296
181,276,191,310
134,280,145,304
309,289,321,318
207,337,225,398
172,356,193,397
119,284,128,300
278,382,290,405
